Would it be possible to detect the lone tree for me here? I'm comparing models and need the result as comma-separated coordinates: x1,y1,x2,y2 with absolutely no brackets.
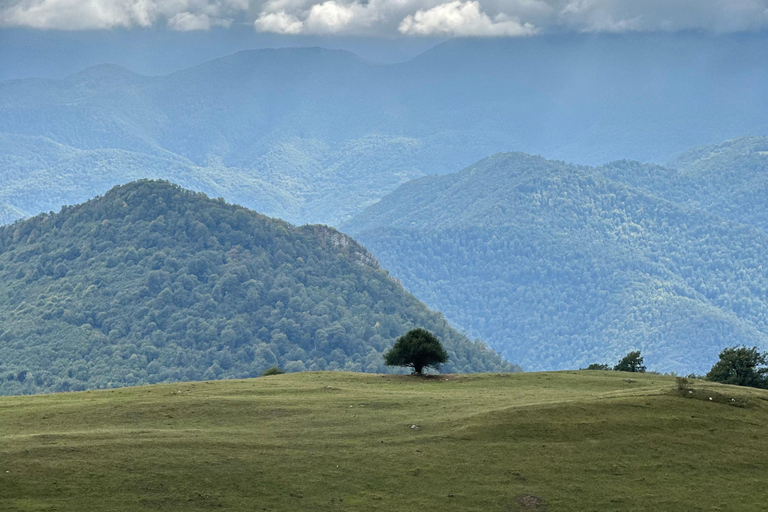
614,350,646,373
384,328,449,375
706,346,768,389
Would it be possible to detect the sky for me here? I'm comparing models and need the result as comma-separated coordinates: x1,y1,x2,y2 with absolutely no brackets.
1,0,767,36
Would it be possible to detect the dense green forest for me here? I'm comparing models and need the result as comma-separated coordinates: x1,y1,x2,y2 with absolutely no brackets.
3,36,768,227
0,180,516,395
345,146,768,373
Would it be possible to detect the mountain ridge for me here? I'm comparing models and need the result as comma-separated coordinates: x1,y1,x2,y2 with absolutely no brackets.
346,144,768,373
3,36,768,227
0,180,517,395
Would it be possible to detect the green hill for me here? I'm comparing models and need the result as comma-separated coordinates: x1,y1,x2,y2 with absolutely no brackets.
345,152,768,373
0,180,515,395
1,371,767,511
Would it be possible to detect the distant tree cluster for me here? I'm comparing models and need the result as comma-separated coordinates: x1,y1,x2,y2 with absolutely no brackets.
583,346,768,390
706,346,767,389
585,351,645,373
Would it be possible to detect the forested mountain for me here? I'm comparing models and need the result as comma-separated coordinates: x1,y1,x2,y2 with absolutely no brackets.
2,34,768,226
666,137,768,230
345,147,768,374
0,180,516,395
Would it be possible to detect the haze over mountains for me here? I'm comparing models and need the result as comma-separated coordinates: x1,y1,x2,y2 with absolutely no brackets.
345,138,768,374
0,181,515,395
3,31,768,380
3,33,768,227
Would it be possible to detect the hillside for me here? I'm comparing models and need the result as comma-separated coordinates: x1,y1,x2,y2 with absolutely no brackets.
1,371,767,511
0,180,516,395
666,136,768,230
3,34,768,226
345,152,768,373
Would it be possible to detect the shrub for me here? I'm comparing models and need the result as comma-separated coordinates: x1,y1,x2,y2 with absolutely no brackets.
261,366,285,376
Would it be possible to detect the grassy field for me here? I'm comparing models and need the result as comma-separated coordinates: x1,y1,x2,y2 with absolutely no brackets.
1,371,767,511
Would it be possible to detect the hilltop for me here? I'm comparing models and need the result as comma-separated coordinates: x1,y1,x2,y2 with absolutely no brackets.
345,148,768,373
0,180,515,395
1,371,766,511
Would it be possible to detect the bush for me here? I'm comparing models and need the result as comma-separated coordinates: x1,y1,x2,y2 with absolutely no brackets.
676,377,692,391
261,366,285,376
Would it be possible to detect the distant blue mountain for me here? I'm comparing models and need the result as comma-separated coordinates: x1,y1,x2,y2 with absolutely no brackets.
345,140,768,374
1,34,767,227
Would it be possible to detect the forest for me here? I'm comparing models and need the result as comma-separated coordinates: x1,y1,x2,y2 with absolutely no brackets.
0,180,516,395
345,142,768,373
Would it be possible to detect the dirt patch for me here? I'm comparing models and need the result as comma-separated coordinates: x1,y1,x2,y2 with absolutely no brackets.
513,494,548,511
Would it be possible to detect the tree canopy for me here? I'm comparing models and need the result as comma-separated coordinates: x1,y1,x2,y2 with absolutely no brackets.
614,351,646,373
384,328,449,375
706,346,768,389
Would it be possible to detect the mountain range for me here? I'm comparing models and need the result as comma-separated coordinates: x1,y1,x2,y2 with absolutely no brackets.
345,137,768,373
3,34,768,227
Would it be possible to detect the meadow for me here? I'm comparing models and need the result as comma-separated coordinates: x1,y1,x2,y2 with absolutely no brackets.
1,371,767,511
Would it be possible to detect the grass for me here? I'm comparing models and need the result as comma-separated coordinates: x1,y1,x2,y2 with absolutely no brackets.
1,371,767,511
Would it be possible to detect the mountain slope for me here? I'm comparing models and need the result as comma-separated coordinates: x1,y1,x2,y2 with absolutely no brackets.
345,153,768,373
666,136,768,231
0,180,516,395
3,35,768,226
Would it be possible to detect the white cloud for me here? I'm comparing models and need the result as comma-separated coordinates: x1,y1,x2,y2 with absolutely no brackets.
254,10,304,33
1,0,768,34
0,0,247,30
169,12,210,30
398,0,539,36
254,0,380,34
0,0,157,29
305,1,354,33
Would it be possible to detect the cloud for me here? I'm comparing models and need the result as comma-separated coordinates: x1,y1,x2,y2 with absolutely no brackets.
305,1,355,33
0,0,157,29
254,0,378,35
168,12,233,30
254,10,304,33
2,0,768,34
557,0,768,33
0,0,248,30
256,0,356,34
398,1,539,36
